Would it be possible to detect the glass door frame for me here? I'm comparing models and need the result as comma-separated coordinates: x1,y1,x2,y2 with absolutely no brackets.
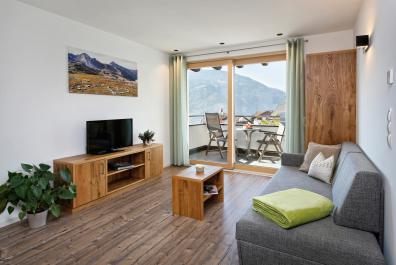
187,52,286,173
188,59,234,169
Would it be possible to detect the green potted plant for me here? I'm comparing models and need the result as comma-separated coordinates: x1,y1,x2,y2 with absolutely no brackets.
138,130,155,146
0,163,76,228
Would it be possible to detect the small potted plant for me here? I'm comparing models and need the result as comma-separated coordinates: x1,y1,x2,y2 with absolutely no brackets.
138,130,155,146
0,163,76,228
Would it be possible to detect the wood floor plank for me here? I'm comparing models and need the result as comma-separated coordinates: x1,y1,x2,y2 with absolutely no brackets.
0,166,270,265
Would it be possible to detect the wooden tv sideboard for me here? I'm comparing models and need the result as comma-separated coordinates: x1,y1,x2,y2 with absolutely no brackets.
53,143,163,211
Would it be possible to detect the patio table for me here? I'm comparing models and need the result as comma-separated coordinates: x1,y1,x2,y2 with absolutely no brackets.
236,125,279,157
236,127,261,157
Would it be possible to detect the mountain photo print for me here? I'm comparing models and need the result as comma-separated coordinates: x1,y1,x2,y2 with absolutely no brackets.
68,47,138,97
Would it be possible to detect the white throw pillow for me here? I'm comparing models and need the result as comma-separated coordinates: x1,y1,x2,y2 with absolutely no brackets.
308,152,335,184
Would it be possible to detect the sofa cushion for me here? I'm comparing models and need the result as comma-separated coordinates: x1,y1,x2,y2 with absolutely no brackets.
262,166,332,198
335,142,362,170
331,152,383,234
281,153,305,167
238,240,323,265
236,212,385,265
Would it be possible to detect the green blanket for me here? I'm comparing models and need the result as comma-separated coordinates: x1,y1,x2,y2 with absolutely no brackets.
253,188,334,229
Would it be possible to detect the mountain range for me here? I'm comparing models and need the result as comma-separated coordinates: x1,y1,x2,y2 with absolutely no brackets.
68,52,137,81
188,70,285,116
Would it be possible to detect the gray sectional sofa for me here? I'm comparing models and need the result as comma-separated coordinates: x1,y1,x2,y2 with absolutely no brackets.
236,142,385,265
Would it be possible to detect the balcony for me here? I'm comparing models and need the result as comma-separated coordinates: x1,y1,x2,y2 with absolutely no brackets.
189,114,285,169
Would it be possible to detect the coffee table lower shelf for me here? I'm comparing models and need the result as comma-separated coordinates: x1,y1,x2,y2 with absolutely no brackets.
203,185,223,202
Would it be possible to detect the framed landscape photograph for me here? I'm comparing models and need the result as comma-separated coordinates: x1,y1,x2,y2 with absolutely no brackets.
68,47,138,97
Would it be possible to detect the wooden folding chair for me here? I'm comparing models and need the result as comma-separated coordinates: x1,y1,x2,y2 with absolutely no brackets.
256,123,285,163
205,113,227,159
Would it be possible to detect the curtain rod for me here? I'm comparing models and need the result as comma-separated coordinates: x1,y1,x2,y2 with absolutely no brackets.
185,39,308,58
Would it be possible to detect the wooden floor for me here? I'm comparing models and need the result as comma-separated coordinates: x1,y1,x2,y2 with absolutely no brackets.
0,167,271,265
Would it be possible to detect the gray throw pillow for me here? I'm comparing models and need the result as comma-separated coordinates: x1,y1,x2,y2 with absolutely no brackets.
299,142,341,172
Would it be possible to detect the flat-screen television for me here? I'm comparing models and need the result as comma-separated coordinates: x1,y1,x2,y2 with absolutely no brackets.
86,118,133,154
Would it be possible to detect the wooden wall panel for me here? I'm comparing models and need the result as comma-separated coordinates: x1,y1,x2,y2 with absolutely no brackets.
305,49,356,146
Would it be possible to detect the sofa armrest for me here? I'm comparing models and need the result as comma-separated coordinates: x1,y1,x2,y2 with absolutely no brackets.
281,153,305,167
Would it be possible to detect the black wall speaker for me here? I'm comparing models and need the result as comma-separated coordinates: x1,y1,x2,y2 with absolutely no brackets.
356,35,369,47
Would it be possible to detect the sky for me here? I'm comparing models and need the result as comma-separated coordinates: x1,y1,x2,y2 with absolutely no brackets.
235,61,287,91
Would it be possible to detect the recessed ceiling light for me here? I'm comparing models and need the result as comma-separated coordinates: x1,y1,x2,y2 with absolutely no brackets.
276,33,283,36
173,49,179,52
219,42,225,45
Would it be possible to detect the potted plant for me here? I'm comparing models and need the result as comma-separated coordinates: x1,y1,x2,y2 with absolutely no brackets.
138,130,155,146
0,163,76,228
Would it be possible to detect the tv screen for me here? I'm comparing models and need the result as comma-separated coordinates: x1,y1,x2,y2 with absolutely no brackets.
86,119,133,154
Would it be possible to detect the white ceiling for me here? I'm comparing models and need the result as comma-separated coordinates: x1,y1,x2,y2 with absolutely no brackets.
18,0,362,53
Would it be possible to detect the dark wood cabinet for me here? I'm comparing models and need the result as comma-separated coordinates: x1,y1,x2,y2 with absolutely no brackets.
305,49,356,146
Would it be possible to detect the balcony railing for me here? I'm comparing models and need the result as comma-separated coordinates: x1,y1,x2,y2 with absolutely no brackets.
189,114,283,126
189,114,284,157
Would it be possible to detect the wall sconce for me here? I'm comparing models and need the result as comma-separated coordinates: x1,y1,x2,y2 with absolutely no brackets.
356,35,370,52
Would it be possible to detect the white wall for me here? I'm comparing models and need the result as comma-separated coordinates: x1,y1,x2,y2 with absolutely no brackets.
0,0,170,227
185,29,354,62
355,0,396,264
304,30,354,54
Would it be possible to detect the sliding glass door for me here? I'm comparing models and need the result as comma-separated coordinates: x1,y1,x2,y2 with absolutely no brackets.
188,61,234,168
234,60,286,172
187,54,286,173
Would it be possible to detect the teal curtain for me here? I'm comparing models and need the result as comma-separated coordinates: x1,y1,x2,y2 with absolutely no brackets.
285,38,305,153
170,55,189,166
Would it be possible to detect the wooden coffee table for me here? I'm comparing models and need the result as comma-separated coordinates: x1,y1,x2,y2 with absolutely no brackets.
172,165,224,220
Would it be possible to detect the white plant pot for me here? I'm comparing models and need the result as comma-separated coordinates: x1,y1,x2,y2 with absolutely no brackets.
27,209,48,228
